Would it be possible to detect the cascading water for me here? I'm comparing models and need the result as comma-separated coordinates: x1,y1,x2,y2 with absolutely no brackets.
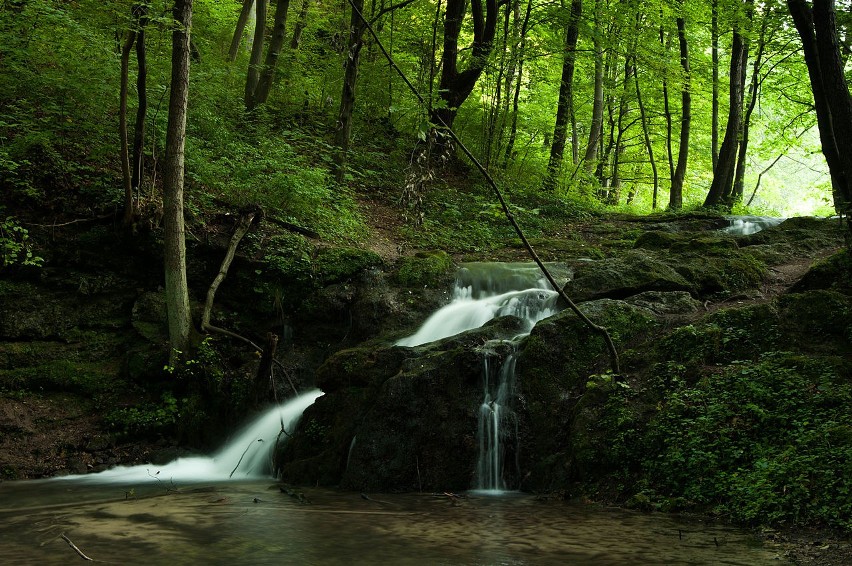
396,263,566,493
54,389,323,484
723,215,784,235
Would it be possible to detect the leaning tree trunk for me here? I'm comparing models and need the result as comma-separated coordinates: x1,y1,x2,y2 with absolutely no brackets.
163,0,194,360
543,0,582,191
502,0,532,168
228,0,255,62
705,8,750,209
248,0,291,109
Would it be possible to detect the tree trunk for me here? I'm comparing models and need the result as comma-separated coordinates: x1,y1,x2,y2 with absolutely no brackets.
634,58,658,210
249,0,291,109
705,4,751,209
163,0,194,360
290,0,310,49
711,0,719,170
669,13,690,209
228,0,255,62
430,0,498,135
333,0,365,183
120,28,136,226
583,0,604,180
660,20,675,184
131,3,149,201
808,0,852,212
244,0,267,107
543,0,582,191
733,8,768,202
502,0,532,168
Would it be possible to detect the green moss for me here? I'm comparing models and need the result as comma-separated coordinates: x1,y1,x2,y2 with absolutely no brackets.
393,251,454,287
314,246,383,285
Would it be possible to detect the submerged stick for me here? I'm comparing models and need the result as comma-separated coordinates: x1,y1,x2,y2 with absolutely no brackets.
346,0,620,374
60,534,93,561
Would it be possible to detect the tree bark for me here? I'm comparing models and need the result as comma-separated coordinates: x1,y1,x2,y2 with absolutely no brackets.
333,0,365,183
705,2,752,209
669,13,690,209
430,0,498,133
131,3,149,200
543,0,582,191
249,0,291,109
228,0,255,62
582,0,604,180
163,0,194,360
120,28,136,226
711,0,719,170
244,0,267,107
290,0,310,49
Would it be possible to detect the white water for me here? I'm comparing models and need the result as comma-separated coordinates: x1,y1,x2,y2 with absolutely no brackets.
396,263,562,347
54,389,323,484
724,215,784,235
397,263,565,492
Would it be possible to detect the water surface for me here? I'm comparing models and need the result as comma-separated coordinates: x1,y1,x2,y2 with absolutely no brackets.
0,480,787,565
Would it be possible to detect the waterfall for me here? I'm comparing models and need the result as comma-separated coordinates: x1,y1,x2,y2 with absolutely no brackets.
723,215,784,236
54,390,323,484
475,347,519,492
396,263,563,347
397,263,567,492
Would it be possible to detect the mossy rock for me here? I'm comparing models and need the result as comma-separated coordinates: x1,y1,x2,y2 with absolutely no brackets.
522,237,605,260
793,249,852,295
564,250,692,301
633,230,685,250
393,250,454,287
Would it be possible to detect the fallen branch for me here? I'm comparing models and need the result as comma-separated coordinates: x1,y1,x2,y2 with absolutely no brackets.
60,533,93,561
347,0,620,374
230,438,263,478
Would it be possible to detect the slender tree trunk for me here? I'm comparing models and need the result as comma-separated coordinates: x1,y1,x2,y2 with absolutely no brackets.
544,0,582,191
711,0,719,170
249,0,291,109
244,0,267,108
120,28,136,226
228,0,255,62
660,20,675,184
705,3,752,209
634,58,658,210
502,0,532,168
132,3,149,201
670,13,690,209
333,0,365,183
583,0,604,179
733,9,768,202
163,0,194,359
290,0,310,49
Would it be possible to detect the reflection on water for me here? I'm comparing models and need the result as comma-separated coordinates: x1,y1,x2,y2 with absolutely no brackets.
0,481,787,565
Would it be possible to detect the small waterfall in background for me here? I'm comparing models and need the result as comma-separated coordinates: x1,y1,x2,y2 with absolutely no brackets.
55,389,323,484
397,263,566,493
723,215,784,236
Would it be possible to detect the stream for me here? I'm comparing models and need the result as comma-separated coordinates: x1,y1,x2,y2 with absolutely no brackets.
0,480,787,565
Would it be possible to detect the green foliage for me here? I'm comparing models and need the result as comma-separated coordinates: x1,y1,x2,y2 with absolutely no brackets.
0,215,42,268
106,392,181,437
643,352,852,530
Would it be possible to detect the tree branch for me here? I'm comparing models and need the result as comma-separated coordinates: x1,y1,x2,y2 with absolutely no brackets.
346,0,620,374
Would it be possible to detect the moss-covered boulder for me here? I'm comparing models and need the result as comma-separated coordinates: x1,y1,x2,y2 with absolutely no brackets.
564,250,692,301
515,299,658,490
